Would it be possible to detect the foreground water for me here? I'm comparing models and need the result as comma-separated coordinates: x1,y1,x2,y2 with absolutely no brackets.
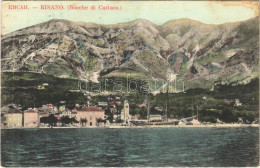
1,127,259,167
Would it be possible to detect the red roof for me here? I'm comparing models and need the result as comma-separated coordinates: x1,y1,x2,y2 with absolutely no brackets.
78,106,103,112
24,109,37,113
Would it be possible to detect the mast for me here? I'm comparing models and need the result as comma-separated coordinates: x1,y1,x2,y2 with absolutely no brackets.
166,80,169,122
147,94,150,123
196,105,199,120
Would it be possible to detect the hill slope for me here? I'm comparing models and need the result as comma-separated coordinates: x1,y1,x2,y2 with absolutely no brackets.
1,17,259,89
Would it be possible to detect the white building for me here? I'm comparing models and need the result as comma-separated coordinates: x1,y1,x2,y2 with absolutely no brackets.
121,100,130,124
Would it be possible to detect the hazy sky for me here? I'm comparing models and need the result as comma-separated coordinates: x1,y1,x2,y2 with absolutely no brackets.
2,1,259,35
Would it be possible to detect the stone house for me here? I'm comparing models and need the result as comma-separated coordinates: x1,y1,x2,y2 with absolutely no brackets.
6,108,23,128
24,109,40,128
76,106,104,127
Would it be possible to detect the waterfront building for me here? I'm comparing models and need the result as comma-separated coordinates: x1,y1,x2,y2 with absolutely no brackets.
6,108,23,128
76,106,105,127
24,109,40,128
1,104,20,128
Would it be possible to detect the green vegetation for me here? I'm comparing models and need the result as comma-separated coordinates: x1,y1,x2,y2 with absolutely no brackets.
1,72,78,89
103,69,147,80
177,62,189,77
58,36,75,52
76,49,99,71
1,72,86,109
1,72,258,123
41,115,78,126
45,59,76,78
134,49,168,79
60,116,78,126
96,118,106,126
149,78,259,123
40,114,58,126
233,18,259,49
21,60,40,72
80,118,87,126
131,105,147,119
85,37,105,47
93,77,258,123
195,52,225,65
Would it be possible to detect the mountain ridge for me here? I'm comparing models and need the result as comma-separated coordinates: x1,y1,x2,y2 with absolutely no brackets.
4,17,259,37
1,17,259,89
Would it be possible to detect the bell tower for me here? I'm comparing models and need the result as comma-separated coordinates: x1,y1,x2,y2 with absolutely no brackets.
123,100,129,124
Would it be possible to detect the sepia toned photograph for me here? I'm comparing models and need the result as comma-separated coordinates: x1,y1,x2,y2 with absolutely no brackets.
1,1,259,167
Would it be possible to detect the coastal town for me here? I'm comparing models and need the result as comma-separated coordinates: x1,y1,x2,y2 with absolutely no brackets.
1,95,257,129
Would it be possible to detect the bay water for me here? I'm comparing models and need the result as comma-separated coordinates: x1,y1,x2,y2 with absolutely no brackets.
1,127,259,167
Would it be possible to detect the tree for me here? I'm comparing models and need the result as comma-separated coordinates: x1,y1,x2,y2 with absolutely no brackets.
47,114,58,126
96,117,106,126
96,118,102,126
105,108,113,123
60,116,79,126
70,117,79,124
220,106,235,123
116,103,123,116
60,116,71,126
40,116,48,124
80,118,87,126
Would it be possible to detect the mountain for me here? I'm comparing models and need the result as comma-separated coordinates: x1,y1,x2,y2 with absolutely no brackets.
1,17,259,89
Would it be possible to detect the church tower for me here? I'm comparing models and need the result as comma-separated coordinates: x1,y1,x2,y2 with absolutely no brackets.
123,100,129,124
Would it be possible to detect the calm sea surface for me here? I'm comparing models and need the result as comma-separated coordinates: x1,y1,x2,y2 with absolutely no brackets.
1,127,259,167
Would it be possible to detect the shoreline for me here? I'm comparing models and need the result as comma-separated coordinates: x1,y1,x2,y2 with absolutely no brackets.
1,124,259,129
108,124,259,129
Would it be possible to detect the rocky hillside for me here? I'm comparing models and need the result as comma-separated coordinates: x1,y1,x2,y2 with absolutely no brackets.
1,17,259,89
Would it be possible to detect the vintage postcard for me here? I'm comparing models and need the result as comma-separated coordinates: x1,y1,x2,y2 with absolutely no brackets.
1,0,259,167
